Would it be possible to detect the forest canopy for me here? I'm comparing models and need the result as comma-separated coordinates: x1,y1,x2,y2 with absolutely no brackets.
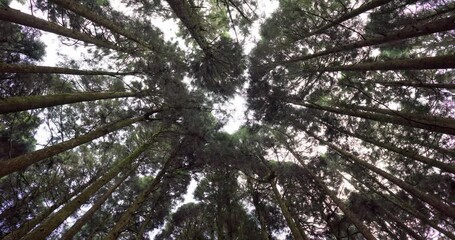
0,0,454,239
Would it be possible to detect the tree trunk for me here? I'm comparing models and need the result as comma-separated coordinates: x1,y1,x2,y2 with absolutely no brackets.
2,176,97,240
303,0,394,39
0,6,123,52
305,130,455,219
48,0,154,51
0,116,146,177
21,141,154,240
379,206,425,240
286,145,377,240
0,91,142,114
270,178,309,240
0,63,139,75
280,15,455,64
104,148,178,240
368,80,455,89
317,119,455,174
286,99,455,135
247,181,271,240
308,54,455,72
60,173,130,240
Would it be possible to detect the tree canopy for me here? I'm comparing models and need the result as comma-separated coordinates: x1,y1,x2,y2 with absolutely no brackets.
0,0,454,239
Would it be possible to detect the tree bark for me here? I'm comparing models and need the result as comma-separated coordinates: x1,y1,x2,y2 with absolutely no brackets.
286,98,455,135
2,176,97,240
0,62,139,75
305,130,455,219
303,0,394,39
247,181,271,240
104,147,178,240
303,54,455,72
0,116,146,177
368,80,455,89
270,178,309,240
60,173,130,240
280,15,455,64
21,141,154,240
286,145,377,240
0,6,123,52
317,119,455,174
0,91,142,114
48,0,154,52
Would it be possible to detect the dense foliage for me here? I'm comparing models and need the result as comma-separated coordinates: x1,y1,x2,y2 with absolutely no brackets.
0,0,454,239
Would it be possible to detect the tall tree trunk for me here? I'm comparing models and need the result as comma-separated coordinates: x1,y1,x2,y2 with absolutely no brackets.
379,206,425,240
270,178,309,240
48,0,154,52
286,99,455,135
304,130,455,219
60,173,130,240
21,141,154,240
0,91,142,114
303,0,394,39
279,15,455,64
0,63,139,75
2,176,97,240
317,119,455,173
367,80,455,89
0,7,123,52
0,116,146,177
247,180,271,240
286,145,377,240
104,147,178,240
303,54,455,72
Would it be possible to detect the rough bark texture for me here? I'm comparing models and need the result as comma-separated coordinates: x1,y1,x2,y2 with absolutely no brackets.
0,63,139,75
287,146,377,240
306,130,455,219
0,91,140,114
0,6,123,51
49,0,154,51
104,150,176,240
0,116,145,177
21,142,153,240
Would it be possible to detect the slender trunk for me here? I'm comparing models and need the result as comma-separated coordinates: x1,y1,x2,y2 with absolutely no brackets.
317,119,455,174
48,0,154,51
375,217,400,239
0,91,141,114
0,7,123,52
379,206,425,240
270,178,308,240
21,141,154,240
286,99,455,135
286,145,377,240
304,0,394,38
280,15,455,64
60,173,130,240
353,173,455,239
305,130,455,219
247,181,271,240
0,116,146,177
104,148,177,240
0,63,139,75
2,176,96,240
369,80,455,89
305,54,455,72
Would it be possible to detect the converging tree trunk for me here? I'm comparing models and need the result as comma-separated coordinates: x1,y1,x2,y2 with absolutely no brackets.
104,147,178,240
48,0,155,51
304,130,455,219
21,141,155,240
0,63,139,75
0,116,147,177
0,91,143,114
0,7,124,52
